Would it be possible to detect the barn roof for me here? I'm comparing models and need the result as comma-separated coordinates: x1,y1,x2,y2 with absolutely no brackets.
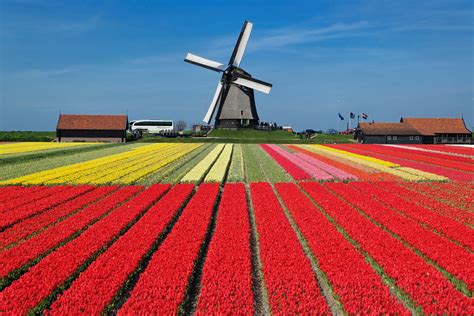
401,117,471,135
358,122,420,135
57,114,128,130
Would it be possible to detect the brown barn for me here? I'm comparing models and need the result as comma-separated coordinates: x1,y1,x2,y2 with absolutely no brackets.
400,118,472,144
56,114,128,143
355,117,471,144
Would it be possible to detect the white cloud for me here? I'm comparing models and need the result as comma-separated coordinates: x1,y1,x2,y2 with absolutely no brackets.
250,21,370,51
14,66,84,78
128,54,181,65
208,21,371,54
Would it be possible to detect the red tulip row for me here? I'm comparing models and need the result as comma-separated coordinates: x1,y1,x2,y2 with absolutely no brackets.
407,144,474,156
260,144,311,180
374,182,474,249
327,182,474,292
0,186,142,279
398,182,474,223
48,184,195,315
330,144,474,172
368,146,471,181
0,184,169,314
250,182,329,314
119,183,219,315
275,182,405,314
301,182,474,314
1,185,68,213
1,186,94,229
406,182,474,213
385,144,474,164
196,183,254,314
0,186,118,248
0,186,44,203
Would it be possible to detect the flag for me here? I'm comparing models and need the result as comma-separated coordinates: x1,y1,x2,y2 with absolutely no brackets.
362,113,368,120
350,112,355,119
338,113,344,120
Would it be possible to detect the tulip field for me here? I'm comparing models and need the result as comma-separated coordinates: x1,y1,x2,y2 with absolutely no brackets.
0,142,473,314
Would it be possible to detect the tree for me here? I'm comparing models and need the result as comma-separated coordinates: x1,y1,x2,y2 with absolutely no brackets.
175,120,187,131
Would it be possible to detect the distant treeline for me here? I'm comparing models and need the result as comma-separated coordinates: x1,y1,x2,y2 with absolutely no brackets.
0,131,56,142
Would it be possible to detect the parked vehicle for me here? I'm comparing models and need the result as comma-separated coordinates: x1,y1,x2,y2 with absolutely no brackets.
129,120,174,134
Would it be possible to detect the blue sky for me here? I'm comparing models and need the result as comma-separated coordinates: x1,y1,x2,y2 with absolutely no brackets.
1,0,472,131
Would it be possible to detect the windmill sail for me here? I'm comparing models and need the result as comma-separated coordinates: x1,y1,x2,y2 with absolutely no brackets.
228,21,253,67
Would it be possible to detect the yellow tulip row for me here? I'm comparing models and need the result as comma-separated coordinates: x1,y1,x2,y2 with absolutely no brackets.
61,145,183,185
317,145,399,167
181,144,225,183
100,144,201,184
1,143,168,185
304,145,446,181
397,167,447,182
0,142,94,155
204,144,234,183
1,143,201,185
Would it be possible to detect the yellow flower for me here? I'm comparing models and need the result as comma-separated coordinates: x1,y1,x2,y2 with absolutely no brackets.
204,144,233,183
181,144,225,183
0,142,95,155
0,143,203,185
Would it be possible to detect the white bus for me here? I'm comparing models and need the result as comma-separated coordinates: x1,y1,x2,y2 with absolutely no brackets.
129,120,174,134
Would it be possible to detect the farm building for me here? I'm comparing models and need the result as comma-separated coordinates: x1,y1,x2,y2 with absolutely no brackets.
355,117,472,144
56,114,128,143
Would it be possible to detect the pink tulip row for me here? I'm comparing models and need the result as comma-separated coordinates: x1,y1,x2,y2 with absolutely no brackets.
302,182,474,314
0,184,168,314
48,184,195,315
266,145,333,180
268,144,356,180
295,152,356,180
260,144,311,180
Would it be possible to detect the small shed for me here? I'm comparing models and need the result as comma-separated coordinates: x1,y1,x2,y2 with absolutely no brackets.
355,122,422,144
56,114,128,143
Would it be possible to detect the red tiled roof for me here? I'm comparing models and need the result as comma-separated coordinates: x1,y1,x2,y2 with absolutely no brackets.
401,118,471,135
358,122,420,135
57,114,128,130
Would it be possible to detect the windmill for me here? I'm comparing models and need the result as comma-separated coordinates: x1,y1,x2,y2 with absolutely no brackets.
185,21,272,128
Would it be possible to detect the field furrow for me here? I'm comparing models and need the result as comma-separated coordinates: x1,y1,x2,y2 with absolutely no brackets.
48,184,194,314
196,183,254,314
118,183,219,314
250,182,329,314
0,185,168,314
302,182,473,314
